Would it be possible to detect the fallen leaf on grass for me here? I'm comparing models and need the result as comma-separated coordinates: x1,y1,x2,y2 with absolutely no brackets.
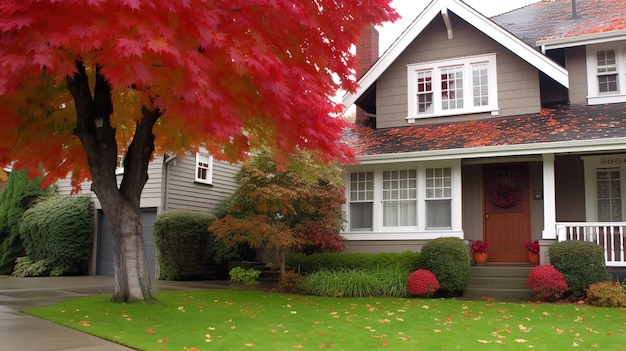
146,328,156,335
515,339,528,343
518,324,531,332
79,320,90,327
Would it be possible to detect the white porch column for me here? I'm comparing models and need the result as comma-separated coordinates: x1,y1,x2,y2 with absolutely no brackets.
542,153,557,239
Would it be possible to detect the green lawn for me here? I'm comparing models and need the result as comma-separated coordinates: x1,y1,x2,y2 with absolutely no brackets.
26,289,626,351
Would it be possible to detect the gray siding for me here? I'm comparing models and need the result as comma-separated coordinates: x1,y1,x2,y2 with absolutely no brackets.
56,156,164,209
565,46,588,104
163,154,239,214
461,164,483,242
375,13,541,129
555,155,586,221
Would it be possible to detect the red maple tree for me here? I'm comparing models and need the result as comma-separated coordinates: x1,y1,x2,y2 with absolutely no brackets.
0,1,398,302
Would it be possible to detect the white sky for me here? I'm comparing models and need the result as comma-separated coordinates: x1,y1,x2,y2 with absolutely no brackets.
378,0,540,52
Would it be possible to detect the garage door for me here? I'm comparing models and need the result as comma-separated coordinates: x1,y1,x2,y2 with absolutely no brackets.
96,208,158,278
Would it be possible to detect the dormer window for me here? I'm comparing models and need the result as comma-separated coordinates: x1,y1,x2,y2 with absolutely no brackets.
407,53,498,122
586,44,626,104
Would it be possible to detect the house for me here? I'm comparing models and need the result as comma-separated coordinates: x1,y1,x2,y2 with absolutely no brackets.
341,0,626,271
56,149,239,278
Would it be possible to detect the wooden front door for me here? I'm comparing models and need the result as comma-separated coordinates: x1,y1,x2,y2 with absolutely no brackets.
483,164,530,262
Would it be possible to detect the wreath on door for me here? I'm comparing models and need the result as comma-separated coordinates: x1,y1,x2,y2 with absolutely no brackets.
491,186,518,208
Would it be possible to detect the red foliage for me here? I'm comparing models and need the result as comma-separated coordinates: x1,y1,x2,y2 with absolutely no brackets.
407,269,440,297
525,240,539,254
0,0,399,188
470,240,488,254
526,265,569,302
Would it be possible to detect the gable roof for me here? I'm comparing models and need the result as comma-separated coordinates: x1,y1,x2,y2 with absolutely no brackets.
343,0,569,108
345,103,626,162
492,0,626,50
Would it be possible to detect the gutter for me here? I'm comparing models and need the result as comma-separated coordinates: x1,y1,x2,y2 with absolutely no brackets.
352,137,626,165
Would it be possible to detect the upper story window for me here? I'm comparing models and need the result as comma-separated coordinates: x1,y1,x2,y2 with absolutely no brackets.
587,44,626,104
195,148,213,185
407,54,498,122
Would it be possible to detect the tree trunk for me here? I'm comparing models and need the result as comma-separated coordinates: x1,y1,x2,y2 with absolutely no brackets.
68,62,158,302
108,200,153,302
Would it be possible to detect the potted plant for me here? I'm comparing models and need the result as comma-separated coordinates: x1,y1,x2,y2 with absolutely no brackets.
525,240,540,264
470,240,489,265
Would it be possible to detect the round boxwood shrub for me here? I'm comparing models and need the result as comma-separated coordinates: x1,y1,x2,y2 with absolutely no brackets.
549,240,612,298
419,237,469,296
18,195,93,276
586,281,626,307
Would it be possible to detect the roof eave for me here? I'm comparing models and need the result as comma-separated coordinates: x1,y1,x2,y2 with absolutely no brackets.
352,137,626,165
343,0,569,109
538,29,626,50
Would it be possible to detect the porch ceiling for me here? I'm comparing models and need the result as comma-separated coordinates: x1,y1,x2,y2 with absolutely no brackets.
345,103,626,157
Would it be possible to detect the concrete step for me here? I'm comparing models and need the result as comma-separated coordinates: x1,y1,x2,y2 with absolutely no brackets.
463,265,536,301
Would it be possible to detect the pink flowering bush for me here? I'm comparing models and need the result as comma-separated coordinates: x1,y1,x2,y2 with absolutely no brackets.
526,265,569,302
407,269,440,297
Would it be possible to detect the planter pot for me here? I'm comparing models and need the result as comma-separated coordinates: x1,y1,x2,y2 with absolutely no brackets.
473,252,488,265
528,252,539,265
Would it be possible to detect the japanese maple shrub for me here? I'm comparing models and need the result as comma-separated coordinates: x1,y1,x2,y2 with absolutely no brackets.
420,237,469,296
526,265,569,302
549,240,611,298
407,269,440,297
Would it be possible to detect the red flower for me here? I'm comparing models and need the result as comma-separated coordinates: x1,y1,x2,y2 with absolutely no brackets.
407,269,440,297
471,240,488,254
525,240,539,254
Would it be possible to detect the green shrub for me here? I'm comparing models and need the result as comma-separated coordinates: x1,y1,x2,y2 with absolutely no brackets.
419,237,469,295
549,240,612,298
286,251,420,274
277,270,303,294
154,210,238,280
17,195,93,276
586,281,626,307
12,256,51,277
0,169,52,274
229,266,260,285
300,267,409,298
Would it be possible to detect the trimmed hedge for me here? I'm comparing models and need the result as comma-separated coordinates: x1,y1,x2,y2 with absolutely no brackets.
300,267,410,298
154,210,237,280
17,195,93,276
286,251,420,274
419,237,469,295
549,240,612,298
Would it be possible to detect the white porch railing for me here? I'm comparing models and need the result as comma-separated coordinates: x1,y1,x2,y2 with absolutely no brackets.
556,222,626,267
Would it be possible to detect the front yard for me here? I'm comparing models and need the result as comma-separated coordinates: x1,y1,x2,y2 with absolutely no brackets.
26,289,626,350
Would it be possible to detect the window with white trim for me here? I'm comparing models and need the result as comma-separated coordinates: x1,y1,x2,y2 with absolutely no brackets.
382,170,417,227
425,167,452,229
195,149,213,185
596,168,622,221
349,171,373,230
407,54,498,121
586,44,626,104
582,155,626,222
347,165,455,232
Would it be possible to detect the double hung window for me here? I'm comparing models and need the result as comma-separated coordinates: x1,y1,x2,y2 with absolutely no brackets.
195,149,213,184
407,54,497,120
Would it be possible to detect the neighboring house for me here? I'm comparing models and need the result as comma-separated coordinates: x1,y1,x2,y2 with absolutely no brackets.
341,0,626,270
57,148,239,278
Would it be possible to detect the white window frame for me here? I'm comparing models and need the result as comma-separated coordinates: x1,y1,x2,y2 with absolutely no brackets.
582,154,626,222
195,148,213,185
406,54,498,122
342,160,462,240
586,44,626,105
